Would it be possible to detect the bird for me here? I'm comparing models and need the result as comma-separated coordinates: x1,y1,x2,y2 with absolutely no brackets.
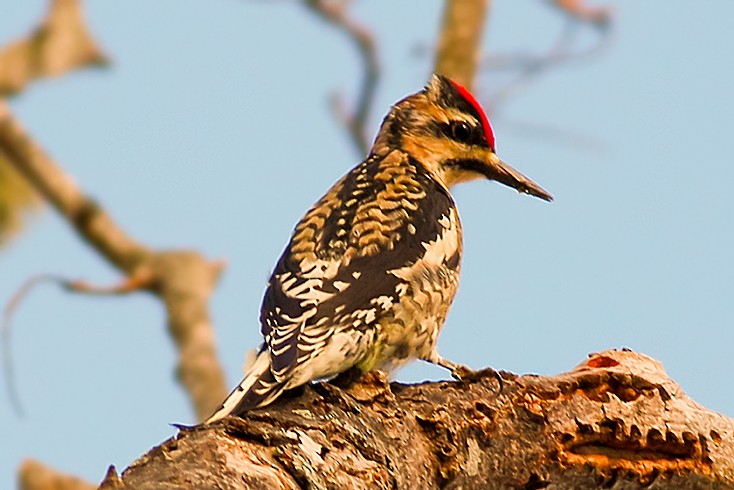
206,74,552,423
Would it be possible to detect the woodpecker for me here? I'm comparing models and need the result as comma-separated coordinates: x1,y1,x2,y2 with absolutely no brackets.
206,74,552,423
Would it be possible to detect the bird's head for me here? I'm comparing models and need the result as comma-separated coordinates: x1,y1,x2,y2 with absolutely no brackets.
372,74,552,201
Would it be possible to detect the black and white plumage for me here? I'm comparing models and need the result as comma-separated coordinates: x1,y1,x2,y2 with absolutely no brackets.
206,74,552,422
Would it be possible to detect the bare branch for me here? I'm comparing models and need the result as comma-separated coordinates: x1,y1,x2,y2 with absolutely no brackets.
435,0,490,89
0,101,228,422
18,460,95,490
0,0,108,97
303,0,379,155
2,274,67,416
0,153,41,247
63,271,156,296
550,0,613,28
0,103,148,272
0,0,108,244
486,19,613,112
484,19,611,74
2,272,160,416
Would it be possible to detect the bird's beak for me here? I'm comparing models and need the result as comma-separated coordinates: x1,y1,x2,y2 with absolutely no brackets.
481,151,553,202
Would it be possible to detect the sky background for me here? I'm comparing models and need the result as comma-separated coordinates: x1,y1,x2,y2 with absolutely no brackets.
2,0,733,486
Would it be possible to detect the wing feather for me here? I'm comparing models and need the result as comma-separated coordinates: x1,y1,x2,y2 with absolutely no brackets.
260,152,457,381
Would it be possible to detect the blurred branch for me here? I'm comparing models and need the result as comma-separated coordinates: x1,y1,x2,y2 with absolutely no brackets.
435,0,490,89
0,0,108,97
18,460,95,490
2,272,159,416
484,16,611,74
480,1,614,152
304,0,379,156
2,275,62,416
0,0,109,246
0,101,228,422
551,0,613,27
486,17,612,111
0,153,40,247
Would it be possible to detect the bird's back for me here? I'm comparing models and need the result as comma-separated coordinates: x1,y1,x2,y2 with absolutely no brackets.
260,148,462,386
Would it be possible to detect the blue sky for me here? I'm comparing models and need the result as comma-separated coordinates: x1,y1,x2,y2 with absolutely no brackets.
2,0,733,486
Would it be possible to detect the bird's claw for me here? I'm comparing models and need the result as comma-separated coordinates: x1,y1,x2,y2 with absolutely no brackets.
450,365,478,381
450,366,504,392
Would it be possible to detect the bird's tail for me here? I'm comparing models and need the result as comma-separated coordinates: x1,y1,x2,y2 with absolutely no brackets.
205,349,287,423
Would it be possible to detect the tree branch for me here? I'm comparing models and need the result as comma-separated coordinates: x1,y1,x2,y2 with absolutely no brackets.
303,0,379,155
434,0,490,89
100,350,734,488
551,0,613,27
0,0,108,97
18,460,95,490
0,102,228,422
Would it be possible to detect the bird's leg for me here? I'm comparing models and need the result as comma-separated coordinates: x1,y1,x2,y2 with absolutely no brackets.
421,350,477,381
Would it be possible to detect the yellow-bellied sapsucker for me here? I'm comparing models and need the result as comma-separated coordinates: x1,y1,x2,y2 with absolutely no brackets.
206,74,552,422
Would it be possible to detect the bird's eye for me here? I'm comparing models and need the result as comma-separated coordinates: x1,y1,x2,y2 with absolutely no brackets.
449,121,472,143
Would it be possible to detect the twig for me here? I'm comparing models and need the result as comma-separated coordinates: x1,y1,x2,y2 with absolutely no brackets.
2,275,64,416
63,270,155,295
303,0,379,155
2,271,157,417
485,7,613,111
550,0,613,28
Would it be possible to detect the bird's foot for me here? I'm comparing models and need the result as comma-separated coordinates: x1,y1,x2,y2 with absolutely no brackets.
450,364,504,392
450,364,479,382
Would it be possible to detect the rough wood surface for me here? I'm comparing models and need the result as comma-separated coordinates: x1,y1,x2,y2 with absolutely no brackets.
101,350,734,489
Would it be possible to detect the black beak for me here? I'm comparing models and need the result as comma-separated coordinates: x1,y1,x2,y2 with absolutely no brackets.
479,151,553,201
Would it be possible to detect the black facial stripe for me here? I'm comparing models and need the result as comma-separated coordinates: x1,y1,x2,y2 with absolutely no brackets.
415,120,487,148
444,158,491,178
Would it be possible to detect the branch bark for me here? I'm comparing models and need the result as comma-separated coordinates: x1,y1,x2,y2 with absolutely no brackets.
97,350,734,489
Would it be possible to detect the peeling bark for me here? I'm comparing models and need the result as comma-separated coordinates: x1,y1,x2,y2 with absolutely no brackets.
102,350,734,489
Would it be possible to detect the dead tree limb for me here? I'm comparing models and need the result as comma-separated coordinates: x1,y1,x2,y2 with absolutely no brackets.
0,0,108,97
0,102,228,422
98,350,734,489
435,0,490,89
303,0,379,155
551,0,613,27
17,460,96,490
